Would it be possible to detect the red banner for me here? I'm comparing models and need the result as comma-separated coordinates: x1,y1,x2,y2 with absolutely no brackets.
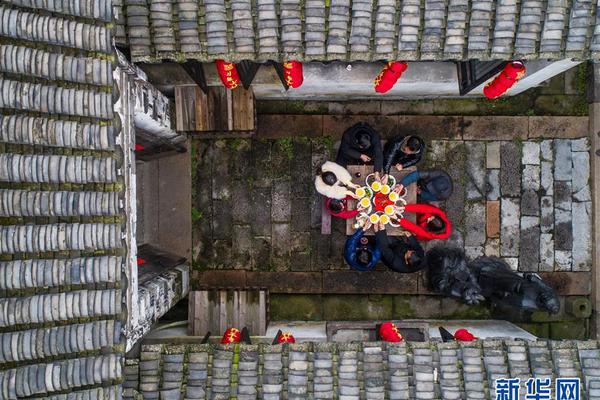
215,60,241,89
220,327,241,344
483,61,526,99
374,61,408,93
283,61,304,88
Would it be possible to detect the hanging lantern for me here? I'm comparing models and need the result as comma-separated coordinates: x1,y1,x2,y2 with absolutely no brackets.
283,61,304,88
379,322,403,342
374,61,408,93
136,257,146,265
483,61,526,99
215,60,241,89
220,327,241,344
134,144,145,151
276,332,296,343
454,328,477,341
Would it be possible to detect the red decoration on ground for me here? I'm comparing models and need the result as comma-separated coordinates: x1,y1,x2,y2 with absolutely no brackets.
483,61,526,99
136,257,146,265
277,332,296,343
379,322,403,342
454,328,477,341
215,60,241,89
220,328,241,344
283,61,304,88
374,62,408,93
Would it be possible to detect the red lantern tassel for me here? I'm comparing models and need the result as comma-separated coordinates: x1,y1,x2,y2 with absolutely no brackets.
283,61,304,88
215,60,241,89
374,61,408,93
483,61,526,99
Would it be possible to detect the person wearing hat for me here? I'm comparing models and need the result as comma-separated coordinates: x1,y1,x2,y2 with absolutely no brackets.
375,223,426,273
382,134,425,175
398,169,453,202
314,161,361,200
344,219,381,271
336,122,384,172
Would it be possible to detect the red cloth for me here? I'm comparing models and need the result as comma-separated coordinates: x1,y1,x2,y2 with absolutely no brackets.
326,196,359,219
283,61,304,88
374,61,408,93
399,203,452,241
379,322,403,342
220,328,241,344
215,60,241,89
454,328,477,341
483,61,526,99
276,332,296,343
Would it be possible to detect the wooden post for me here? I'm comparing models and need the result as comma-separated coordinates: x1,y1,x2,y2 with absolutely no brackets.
590,61,600,338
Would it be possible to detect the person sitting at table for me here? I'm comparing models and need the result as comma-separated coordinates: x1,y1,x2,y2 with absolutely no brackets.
314,161,360,200
336,122,384,172
397,169,453,202
391,203,451,241
344,218,381,272
326,196,365,219
375,223,425,273
383,134,425,174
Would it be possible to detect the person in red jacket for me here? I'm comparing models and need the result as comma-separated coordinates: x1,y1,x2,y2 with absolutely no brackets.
394,203,451,241
326,196,365,219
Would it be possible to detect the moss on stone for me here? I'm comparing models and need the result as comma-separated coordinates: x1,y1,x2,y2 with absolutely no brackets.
549,320,587,340
323,295,393,320
441,298,492,319
517,322,550,338
270,294,323,320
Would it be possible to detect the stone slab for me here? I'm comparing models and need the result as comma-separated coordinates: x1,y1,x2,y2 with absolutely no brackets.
528,116,588,139
462,117,528,140
322,271,418,294
257,115,323,138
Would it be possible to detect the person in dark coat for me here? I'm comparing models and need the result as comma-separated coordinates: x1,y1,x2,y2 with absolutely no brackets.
375,224,425,273
336,122,384,172
398,169,453,202
383,134,425,174
344,224,381,272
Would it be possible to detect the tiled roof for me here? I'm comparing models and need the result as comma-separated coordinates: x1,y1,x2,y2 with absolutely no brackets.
116,0,600,62
0,1,124,398
127,340,600,400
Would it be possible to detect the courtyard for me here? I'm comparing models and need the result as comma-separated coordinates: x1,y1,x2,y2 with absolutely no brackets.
189,92,593,339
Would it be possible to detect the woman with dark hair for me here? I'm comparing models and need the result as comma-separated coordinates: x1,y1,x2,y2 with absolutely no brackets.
344,219,381,271
398,169,453,202
336,122,384,172
326,196,365,219
383,134,425,174
314,161,360,199
392,203,452,241
375,224,425,273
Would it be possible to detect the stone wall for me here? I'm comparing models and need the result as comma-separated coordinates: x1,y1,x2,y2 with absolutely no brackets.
126,340,600,399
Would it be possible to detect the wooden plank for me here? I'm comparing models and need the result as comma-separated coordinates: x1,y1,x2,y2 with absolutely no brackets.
219,290,227,333
174,86,197,131
226,89,234,131
188,291,195,335
238,290,247,331
233,88,255,131
232,290,239,329
321,196,332,235
259,290,267,335
195,87,209,131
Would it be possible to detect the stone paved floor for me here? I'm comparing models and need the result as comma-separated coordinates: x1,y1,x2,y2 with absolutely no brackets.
192,135,592,274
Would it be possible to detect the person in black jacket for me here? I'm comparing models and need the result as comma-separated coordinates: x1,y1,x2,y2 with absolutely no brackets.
398,169,453,202
375,223,425,273
383,134,425,174
336,122,384,172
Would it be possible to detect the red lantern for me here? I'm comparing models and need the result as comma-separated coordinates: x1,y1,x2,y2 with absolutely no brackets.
283,61,304,88
215,60,241,89
276,332,296,343
454,328,477,341
374,61,408,93
220,327,241,344
134,144,145,151
483,61,526,99
136,257,146,265
379,322,403,342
